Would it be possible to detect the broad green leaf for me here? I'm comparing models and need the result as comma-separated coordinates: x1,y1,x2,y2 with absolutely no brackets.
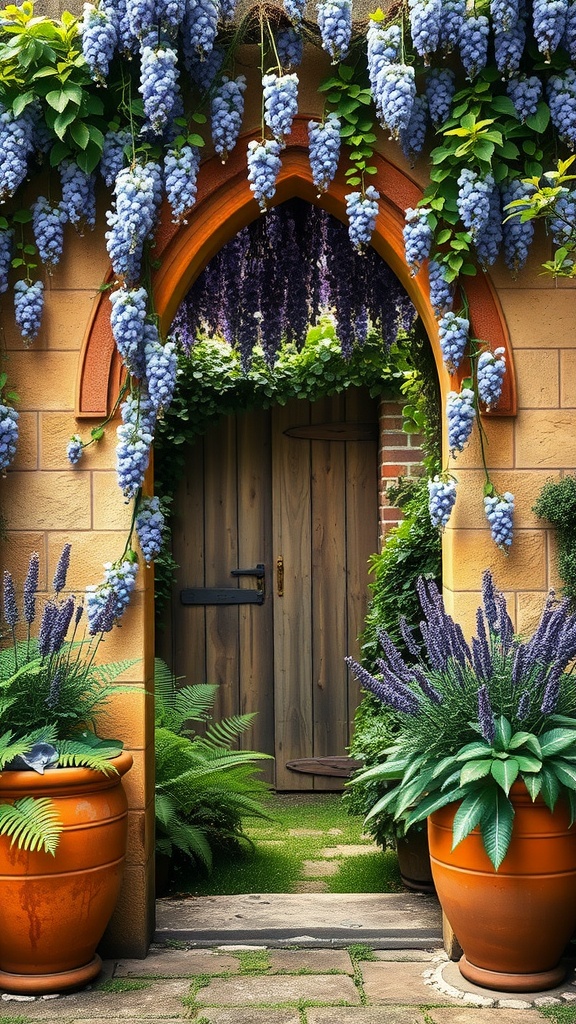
549,758,576,791
514,754,542,773
523,772,542,800
490,95,517,117
539,728,576,757
495,716,512,749
567,788,576,827
364,785,401,822
452,789,491,849
480,787,515,869
509,732,541,756
404,786,467,827
491,757,519,794
70,120,89,149
46,88,70,113
539,765,560,810
460,759,492,785
525,101,550,134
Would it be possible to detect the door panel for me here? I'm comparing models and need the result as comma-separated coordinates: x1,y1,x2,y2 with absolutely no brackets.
165,387,379,790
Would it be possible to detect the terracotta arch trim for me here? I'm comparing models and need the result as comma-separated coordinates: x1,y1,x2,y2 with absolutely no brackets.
77,116,516,419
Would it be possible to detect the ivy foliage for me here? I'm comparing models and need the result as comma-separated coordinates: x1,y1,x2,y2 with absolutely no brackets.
533,476,576,601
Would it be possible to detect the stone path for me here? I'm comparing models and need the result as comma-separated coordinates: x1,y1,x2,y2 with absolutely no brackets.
2,943,574,1023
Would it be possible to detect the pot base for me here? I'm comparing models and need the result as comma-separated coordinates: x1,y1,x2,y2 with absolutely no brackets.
459,955,566,993
0,954,102,995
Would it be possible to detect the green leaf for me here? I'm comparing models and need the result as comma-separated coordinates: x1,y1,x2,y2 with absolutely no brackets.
46,89,70,113
539,728,576,756
480,787,515,869
12,209,33,224
539,764,560,810
452,789,491,849
460,759,492,785
0,797,62,855
436,228,452,245
495,716,512,749
70,120,89,149
469,139,494,163
490,95,517,117
53,107,77,140
514,754,542,773
187,133,205,148
509,732,542,756
12,90,35,117
549,758,576,791
523,772,542,800
338,64,354,82
404,786,467,827
525,102,550,134
491,757,519,794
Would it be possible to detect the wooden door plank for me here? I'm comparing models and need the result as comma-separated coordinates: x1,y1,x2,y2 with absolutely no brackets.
311,394,348,792
237,408,275,784
171,440,207,689
272,399,313,790
204,414,240,722
344,388,379,744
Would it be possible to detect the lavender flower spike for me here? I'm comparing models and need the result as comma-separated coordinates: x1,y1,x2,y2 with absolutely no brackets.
516,689,530,721
345,656,420,716
52,542,71,594
50,596,75,654
399,615,421,658
38,602,58,658
541,666,562,716
481,569,499,631
478,684,496,743
2,571,18,628
23,552,39,625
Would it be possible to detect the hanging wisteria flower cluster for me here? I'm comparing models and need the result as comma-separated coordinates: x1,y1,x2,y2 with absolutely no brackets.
171,199,416,366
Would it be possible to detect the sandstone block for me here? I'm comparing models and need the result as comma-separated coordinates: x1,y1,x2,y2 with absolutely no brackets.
8,350,78,410
47,530,131,587
1,471,91,530
515,410,576,468
560,349,576,408
40,412,116,470
449,469,554,531
444,528,547,592
92,471,135,530
11,412,38,471
498,288,576,348
0,533,46,589
449,417,515,471
514,348,560,408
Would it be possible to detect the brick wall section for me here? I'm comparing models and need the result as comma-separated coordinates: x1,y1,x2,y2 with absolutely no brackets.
378,398,424,545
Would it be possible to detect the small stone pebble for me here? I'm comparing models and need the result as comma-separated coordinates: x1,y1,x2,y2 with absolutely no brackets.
534,996,562,1006
498,999,532,1009
2,992,37,1001
463,991,494,1006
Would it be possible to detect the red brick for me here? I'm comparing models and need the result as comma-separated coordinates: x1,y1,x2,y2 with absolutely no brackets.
381,464,406,477
384,448,421,462
380,507,402,521
380,401,403,414
380,432,408,445
379,415,404,429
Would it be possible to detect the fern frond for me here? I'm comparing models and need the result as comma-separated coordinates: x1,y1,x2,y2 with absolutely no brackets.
55,741,119,773
0,797,62,855
89,659,139,686
200,713,257,748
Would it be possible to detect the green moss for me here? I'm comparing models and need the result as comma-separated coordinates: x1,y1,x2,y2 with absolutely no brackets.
96,978,151,993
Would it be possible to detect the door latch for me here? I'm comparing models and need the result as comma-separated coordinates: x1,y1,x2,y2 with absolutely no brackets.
276,556,284,597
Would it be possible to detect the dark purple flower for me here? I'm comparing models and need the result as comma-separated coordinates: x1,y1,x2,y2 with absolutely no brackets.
472,609,492,681
411,664,443,704
38,601,58,657
495,592,514,653
481,569,499,631
52,543,71,594
541,667,562,716
3,571,18,628
399,616,421,658
92,590,117,635
50,596,75,653
74,603,83,627
516,689,530,720
23,552,40,625
478,683,496,743
345,656,420,716
377,629,413,682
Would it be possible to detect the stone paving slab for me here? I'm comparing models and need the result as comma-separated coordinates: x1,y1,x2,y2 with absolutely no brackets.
0,979,191,1019
319,846,379,858
374,951,437,962
307,1009,427,1023
267,949,353,973
198,1010,301,1024
302,860,339,877
360,960,461,1005
114,947,239,977
425,1010,545,1024
196,973,360,1006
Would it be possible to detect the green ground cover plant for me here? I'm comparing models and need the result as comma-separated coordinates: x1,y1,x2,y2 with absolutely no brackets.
171,792,401,896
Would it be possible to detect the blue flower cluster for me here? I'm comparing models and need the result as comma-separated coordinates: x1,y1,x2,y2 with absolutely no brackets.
211,75,247,161
438,312,469,373
484,491,514,551
60,161,96,231
403,206,433,272
135,496,165,564
548,70,576,148
507,75,542,122
0,228,13,294
145,333,178,412
81,3,117,84
317,0,352,61
457,168,494,239
345,187,379,249
164,144,200,222
14,279,44,344
67,434,83,465
185,40,223,87
100,129,131,188
277,27,303,69
102,0,134,54
490,0,519,33
478,347,506,408
86,558,139,632
408,0,441,59
367,20,401,92
447,388,476,456
494,17,525,75
549,190,576,246
116,392,156,498
247,139,282,211
374,64,416,139
533,0,568,60
428,474,457,529
140,45,179,136
181,0,218,61
126,0,155,38
501,179,535,272
0,403,18,473
32,196,67,269
459,14,489,79
474,186,502,268
428,259,454,315
399,94,428,162
308,115,341,193
109,285,148,377
284,0,306,20
263,73,299,144
425,68,455,126
0,108,36,200
158,0,187,32
106,161,162,281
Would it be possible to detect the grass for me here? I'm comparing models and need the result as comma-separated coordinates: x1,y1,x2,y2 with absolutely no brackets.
169,792,402,896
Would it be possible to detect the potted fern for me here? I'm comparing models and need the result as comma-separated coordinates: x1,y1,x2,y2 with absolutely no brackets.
0,545,134,995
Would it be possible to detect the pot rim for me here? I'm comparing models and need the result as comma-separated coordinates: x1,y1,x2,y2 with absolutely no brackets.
0,750,133,796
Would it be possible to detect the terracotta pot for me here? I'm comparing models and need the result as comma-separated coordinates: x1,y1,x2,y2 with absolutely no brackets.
0,750,132,995
428,782,576,992
395,827,435,893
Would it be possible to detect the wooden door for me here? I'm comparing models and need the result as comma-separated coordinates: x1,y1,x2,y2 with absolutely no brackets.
162,387,379,789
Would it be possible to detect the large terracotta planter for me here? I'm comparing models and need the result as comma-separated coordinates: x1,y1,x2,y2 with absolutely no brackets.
395,828,435,893
428,782,576,992
0,750,133,995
